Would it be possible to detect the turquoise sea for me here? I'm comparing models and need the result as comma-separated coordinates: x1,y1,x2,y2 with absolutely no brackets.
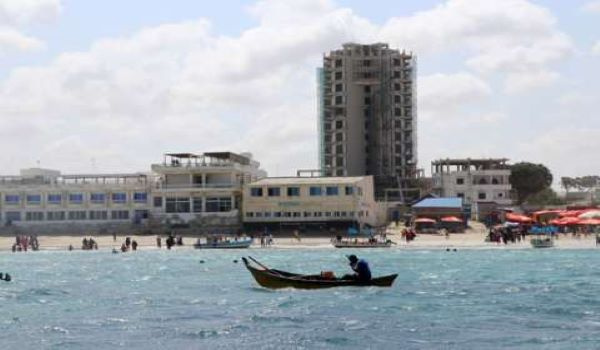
2,248,600,349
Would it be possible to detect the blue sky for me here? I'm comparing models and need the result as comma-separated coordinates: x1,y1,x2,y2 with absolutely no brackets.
0,0,599,183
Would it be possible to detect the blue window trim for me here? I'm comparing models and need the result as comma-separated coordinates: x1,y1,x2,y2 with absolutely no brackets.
133,192,147,203
112,193,127,203
5,195,20,204
326,186,339,196
90,193,106,203
48,194,62,204
26,195,41,204
309,187,322,196
69,193,84,203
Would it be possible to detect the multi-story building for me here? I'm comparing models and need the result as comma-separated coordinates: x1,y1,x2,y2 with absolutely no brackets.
318,42,418,201
242,175,382,232
431,158,513,220
0,151,266,234
0,168,152,233
150,152,266,232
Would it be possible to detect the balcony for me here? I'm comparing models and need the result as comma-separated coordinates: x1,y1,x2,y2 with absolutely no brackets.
156,182,240,190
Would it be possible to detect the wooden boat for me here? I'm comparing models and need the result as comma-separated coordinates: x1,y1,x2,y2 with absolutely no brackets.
331,237,393,248
242,257,397,289
530,236,554,248
194,238,253,249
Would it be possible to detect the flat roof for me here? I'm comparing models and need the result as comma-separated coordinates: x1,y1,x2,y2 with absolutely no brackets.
250,176,366,186
432,158,509,166
413,197,463,208
164,153,200,159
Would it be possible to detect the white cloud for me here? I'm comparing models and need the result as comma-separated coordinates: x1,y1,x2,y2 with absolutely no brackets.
419,72,491,114
0,0,585,179
592,41,600,55
0,26,44,53
379,0,572,93
0,0,375,174
516,128,600,178
0,0,60,54
503,69,559,94
0,0,61,25
582,1,600,13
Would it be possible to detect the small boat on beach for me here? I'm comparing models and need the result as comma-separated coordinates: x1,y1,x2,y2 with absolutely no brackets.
242,257,398,289
193,237,253,249
331,238,393,248
530,236,554,248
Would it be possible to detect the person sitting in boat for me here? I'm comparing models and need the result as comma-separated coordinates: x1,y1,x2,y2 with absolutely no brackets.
344,255,372,282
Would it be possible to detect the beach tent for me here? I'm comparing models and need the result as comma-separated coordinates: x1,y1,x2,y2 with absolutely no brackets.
441,216,463,223
415,218,436,223
578,218,600,225
531,210,561,222
578,210,600,219
553,217,581,226
505,213,534,223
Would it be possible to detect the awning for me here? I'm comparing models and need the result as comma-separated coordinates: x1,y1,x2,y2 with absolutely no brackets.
415,218,436,223
505,213,534,223
578,218,600,225
440,216,463,223
578,210,600,219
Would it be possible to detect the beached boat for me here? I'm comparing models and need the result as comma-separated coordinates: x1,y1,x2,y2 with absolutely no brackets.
530,237,554,248
193,238,253,249
331,238,393,248
242,257,397,289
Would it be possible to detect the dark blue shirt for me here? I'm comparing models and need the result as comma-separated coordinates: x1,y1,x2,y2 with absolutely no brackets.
352,259,372,281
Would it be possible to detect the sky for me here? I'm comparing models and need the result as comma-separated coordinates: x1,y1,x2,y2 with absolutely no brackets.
0,0,599,185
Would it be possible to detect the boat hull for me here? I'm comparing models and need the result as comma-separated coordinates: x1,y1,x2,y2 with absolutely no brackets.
332,242,392,248
194,240,252,249
242,257,397,289
530,237,554,248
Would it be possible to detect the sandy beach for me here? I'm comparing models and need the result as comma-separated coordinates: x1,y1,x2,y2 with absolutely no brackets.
1,221,598,251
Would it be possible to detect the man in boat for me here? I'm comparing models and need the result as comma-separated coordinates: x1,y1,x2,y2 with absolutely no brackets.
343,255,372,282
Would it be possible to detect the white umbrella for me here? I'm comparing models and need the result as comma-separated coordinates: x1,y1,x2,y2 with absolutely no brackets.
578,210,600,219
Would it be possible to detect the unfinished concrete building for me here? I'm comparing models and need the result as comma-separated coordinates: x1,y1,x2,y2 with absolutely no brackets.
318,43,418,202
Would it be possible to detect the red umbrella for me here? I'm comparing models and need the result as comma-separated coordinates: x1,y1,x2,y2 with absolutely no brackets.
415,218,436,223
578,218,600,225
555,217,581,225
441,216,463,223
506,213,534,223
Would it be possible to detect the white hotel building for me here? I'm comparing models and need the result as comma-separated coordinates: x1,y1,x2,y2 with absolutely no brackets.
0,152,266,234
242,175,382,232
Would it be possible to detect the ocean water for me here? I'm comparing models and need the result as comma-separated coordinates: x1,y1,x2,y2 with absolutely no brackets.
2,248,600,349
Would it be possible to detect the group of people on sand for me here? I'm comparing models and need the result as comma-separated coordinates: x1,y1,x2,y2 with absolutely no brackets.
487,226,527,244
81,237,98,250
260,234,273,247
120,237,138,252
400,228,417,243
12,235,39,252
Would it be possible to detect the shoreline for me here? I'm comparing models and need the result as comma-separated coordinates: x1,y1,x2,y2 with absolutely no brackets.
1,232,599,251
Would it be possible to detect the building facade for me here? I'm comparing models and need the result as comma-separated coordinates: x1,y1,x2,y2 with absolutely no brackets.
242,175,382,232
318,42,418,201
0,152,266,234
431,159,513,220
0,169,152,234
150,152,266,232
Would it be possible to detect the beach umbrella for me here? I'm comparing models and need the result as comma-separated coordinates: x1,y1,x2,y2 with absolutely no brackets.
415,218,436,223
505,213,534,223
578,218,600,225
441,216,462,223
558,210,581,217
555,217,581,225
578,210,600,219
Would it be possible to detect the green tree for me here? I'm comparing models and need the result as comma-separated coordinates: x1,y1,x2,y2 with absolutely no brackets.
524,188,565,206
509,162,553,204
